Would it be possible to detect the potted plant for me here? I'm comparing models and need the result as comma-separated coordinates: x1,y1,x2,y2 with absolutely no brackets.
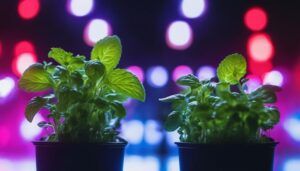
160,53,280,171
19,35,145,171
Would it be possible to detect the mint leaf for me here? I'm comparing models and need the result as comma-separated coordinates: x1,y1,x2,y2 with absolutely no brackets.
19,63,53,92
25,96,47,122
91,36,122,72
176,74,200,87
159,94,185,102
84,60,105,80
48,48,73,66
111,102,126,118
165,111,181,131
217,53,247,85
107,69,145,101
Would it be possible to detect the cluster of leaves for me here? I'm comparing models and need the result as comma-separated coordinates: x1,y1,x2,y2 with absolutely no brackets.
160,53,280,143
19,36,145,142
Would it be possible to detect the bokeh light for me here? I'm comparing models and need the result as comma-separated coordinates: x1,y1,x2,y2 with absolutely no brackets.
127,66,144,83
18,0,40,20
167,157,180,171
0,158,14,171
284,159,300,171
20,113,43,141
121,120,144,144
14,160,36,171
166,21,193,50
12,53,37,77
67,0,94,17
249,59,273,76
14,41,35,56
83,19,112,46
172,65,193,82
284,117,300,142
181,0,206,19
147,66,169,88
196,65,215,80
0,126,11,147
247,33,274,62
166,131,180,146
263,70,284,87
244,7,268,31
144,120,163,145
123,156,159,171
0,77,15,98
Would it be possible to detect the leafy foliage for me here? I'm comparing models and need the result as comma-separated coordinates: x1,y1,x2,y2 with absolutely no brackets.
160,53,280,143
19,36,145,142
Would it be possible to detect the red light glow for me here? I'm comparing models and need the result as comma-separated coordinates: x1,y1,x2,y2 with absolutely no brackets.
249,59,273,76
18,0,40,20
247,33,274,62
14,41,35,56
244,7,268,31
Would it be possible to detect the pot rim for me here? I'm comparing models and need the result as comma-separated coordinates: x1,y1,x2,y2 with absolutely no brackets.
33,141,128,147
175,141,279,147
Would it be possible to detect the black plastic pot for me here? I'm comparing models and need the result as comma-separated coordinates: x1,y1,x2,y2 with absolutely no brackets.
176,142,277,171
34,141,127,171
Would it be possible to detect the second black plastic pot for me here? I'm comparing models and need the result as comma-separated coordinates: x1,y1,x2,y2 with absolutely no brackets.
34,141,127,171
176,142,277,171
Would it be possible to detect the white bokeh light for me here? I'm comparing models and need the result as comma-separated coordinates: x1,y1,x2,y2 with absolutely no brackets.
144,120,163,145
284,159,300,171
196,66,215,81
121,120,144,144
20,113,43,141
167,157,180,171
15,53,37,76
263,70,284,87
166,131,180,146
123,156,159,171
166,21,193,50
147,66,169,88
84,19,111,46
15,160,36,171
0,77,15,98
181,0,206,18
68,0,93,17
284,118,300,142
0,158,14,171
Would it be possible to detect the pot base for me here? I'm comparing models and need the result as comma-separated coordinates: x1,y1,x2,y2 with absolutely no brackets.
176,142,277,171
34,142,127,171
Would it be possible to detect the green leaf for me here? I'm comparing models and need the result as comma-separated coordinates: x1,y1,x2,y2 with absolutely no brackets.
48,48,73,66
165,111,181,131
159,94,185,102
25,96,47,122
250,85,279,103
111,102,126,118
91,36,122,72
107,69,145,101
19,63,53,92
84,60,105,80
176,74,200,87
67,56,85,72
217,53,247,85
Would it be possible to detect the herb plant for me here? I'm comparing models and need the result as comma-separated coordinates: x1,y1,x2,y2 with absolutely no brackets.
160,53,280,143
19,36,145,142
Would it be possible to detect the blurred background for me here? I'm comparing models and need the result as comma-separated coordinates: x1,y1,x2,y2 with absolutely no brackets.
0,0,300,170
